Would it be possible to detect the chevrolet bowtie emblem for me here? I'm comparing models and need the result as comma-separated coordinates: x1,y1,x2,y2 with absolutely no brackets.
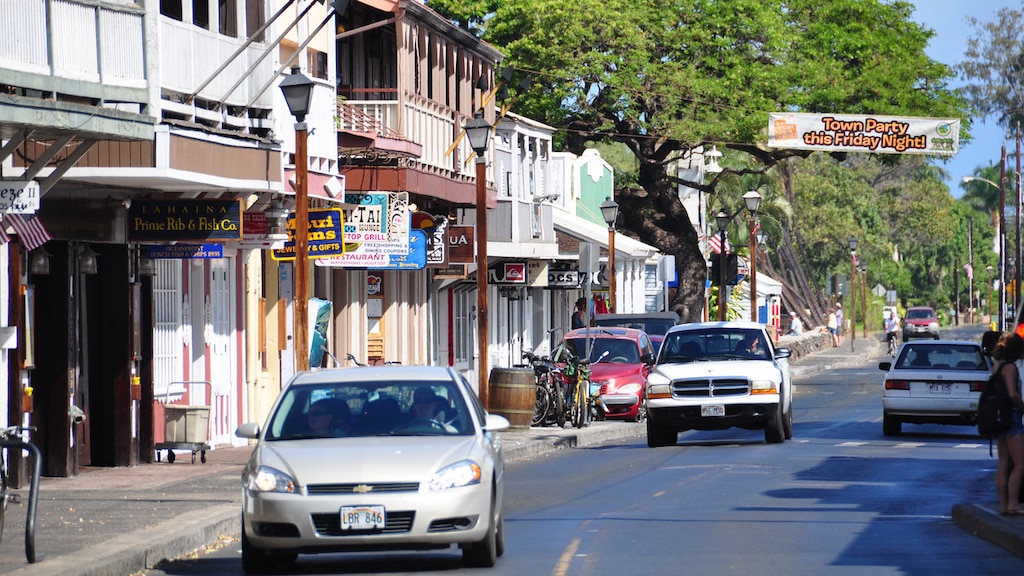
353,484,373,493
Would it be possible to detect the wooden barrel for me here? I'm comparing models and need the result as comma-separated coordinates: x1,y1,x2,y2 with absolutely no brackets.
489,367,535,430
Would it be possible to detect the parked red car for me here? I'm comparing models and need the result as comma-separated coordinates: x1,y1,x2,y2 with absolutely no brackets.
554,327,655,422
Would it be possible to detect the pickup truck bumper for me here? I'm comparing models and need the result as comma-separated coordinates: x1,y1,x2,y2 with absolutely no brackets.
647,402,776,431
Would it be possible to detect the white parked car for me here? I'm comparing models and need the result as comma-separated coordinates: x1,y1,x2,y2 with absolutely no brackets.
235,365,510,573
644,321,793,446
878,340,991,436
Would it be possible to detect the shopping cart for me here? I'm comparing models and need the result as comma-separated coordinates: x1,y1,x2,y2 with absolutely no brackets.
155,381,211,464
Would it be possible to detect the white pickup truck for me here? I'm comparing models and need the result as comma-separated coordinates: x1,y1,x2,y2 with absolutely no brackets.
644,321,793,446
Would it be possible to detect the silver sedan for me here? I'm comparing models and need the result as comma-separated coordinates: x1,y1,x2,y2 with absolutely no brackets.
878,340,991,436
235,365,510,573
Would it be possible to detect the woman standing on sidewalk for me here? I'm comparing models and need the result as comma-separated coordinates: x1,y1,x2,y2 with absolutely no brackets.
991,332,1024,516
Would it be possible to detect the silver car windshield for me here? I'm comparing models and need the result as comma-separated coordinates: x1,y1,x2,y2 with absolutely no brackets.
263,380,473,440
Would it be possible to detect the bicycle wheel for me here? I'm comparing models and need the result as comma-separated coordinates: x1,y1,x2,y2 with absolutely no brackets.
532,378,551,427
551,381,566,428
572,381,587,428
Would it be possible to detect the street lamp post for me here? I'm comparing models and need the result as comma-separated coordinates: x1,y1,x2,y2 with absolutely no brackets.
963,175,1004,328
988,265,995,322
715,210,730,321
600,197,620,313
848,235,858,353
464,111,493,408
859,261,868,338
279,67,315,372
743,191,762,323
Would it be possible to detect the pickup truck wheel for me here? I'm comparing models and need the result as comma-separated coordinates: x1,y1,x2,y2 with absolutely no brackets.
783,402,793,440
764,403,785,444
646,419,677,447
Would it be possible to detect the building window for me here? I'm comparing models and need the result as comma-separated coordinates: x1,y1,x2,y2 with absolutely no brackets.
219,0,237,37
193,0,209,29
161,0,183,21
154,261,184,400
310,51,328,80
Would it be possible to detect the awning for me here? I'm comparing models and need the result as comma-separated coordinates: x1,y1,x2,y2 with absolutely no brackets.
552,209,659,259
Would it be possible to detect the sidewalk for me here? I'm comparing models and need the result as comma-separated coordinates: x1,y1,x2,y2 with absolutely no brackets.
0,331,1016,575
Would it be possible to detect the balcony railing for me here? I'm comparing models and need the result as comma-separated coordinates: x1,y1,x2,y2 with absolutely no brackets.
0,0,147,104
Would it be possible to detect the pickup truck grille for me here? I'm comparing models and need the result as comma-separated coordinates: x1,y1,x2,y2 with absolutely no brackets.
671,378,749,398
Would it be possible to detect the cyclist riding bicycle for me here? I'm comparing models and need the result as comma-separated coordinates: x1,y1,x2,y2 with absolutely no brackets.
884,310,901,351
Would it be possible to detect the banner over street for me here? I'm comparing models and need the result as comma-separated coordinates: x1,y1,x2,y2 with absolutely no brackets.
768,113,959,156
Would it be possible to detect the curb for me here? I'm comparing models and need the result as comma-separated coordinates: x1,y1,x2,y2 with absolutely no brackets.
952,503,1024,559
9,506,239,576
503,422,646,462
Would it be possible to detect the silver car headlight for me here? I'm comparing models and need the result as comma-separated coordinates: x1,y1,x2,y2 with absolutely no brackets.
245,464,297,494
428,459,482,491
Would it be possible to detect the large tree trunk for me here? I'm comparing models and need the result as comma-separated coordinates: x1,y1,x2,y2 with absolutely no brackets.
616,156,706,323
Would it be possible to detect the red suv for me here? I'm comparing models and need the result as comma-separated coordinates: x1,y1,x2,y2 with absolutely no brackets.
554,327,655,422
902,306,940,342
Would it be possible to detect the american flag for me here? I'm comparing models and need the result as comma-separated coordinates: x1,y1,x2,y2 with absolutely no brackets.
4,214,52,251
708,231,729,254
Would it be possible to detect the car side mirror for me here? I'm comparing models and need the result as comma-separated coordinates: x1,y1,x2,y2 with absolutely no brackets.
878,361,891,371
774,347,792,359
235,422,260,439
641,353,654,365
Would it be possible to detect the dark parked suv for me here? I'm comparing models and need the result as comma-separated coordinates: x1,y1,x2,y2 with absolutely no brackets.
902,306,940,342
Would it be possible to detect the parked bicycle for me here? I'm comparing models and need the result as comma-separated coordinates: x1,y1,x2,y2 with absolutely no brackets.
0,425,42,563
560,350,608,429
522,351,566,428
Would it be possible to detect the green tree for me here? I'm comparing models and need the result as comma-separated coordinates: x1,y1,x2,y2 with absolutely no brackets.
436,0,969,321
959,7,1024,132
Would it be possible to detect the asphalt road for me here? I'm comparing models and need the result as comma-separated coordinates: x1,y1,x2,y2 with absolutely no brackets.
143,336,1024,575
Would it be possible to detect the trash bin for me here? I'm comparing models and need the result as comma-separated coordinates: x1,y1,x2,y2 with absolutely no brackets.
163,405,210,443
488,367,535,430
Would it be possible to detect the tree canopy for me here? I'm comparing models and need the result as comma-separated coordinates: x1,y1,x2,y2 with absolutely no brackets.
432,0,972,321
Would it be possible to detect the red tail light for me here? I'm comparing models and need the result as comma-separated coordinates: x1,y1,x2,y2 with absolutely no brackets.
970,381,986,392
884,379,910,390
1016,323,1024,339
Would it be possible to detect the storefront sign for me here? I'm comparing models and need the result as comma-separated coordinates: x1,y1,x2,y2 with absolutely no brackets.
271,208,346,261
342,192,410,251
447,226,474,263
433,265,467,279
316,230,427,270
548,267,580,287
146,244,224,259
0,180,40,214
128,199,244,241
490,262,527,284
528,261,549,287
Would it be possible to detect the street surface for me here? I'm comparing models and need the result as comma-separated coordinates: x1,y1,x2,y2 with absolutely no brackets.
145,326,1024,575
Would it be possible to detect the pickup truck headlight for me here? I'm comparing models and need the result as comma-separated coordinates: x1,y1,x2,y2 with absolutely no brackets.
750,379,777,394
647,383,672,399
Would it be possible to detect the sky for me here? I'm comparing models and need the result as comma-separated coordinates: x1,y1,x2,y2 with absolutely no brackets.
905,0,1018,196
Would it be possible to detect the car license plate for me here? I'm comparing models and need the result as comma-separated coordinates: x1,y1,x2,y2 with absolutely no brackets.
928,383,951,394
701,404,725,417
341,505,385,530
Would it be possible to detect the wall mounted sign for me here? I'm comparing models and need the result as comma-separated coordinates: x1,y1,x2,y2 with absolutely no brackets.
0,180,40,214
271,207,345,261
315,230,427,270
146,244,224,259
447,225,474,263
128,199,243,241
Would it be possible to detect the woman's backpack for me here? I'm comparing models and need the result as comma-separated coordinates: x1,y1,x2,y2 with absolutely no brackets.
977,362,1015,453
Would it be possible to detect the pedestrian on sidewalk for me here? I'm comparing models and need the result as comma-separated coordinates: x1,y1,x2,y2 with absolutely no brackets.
787,312,803,335
834,304,844,346
991,332,1024,516
826,309,839,347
